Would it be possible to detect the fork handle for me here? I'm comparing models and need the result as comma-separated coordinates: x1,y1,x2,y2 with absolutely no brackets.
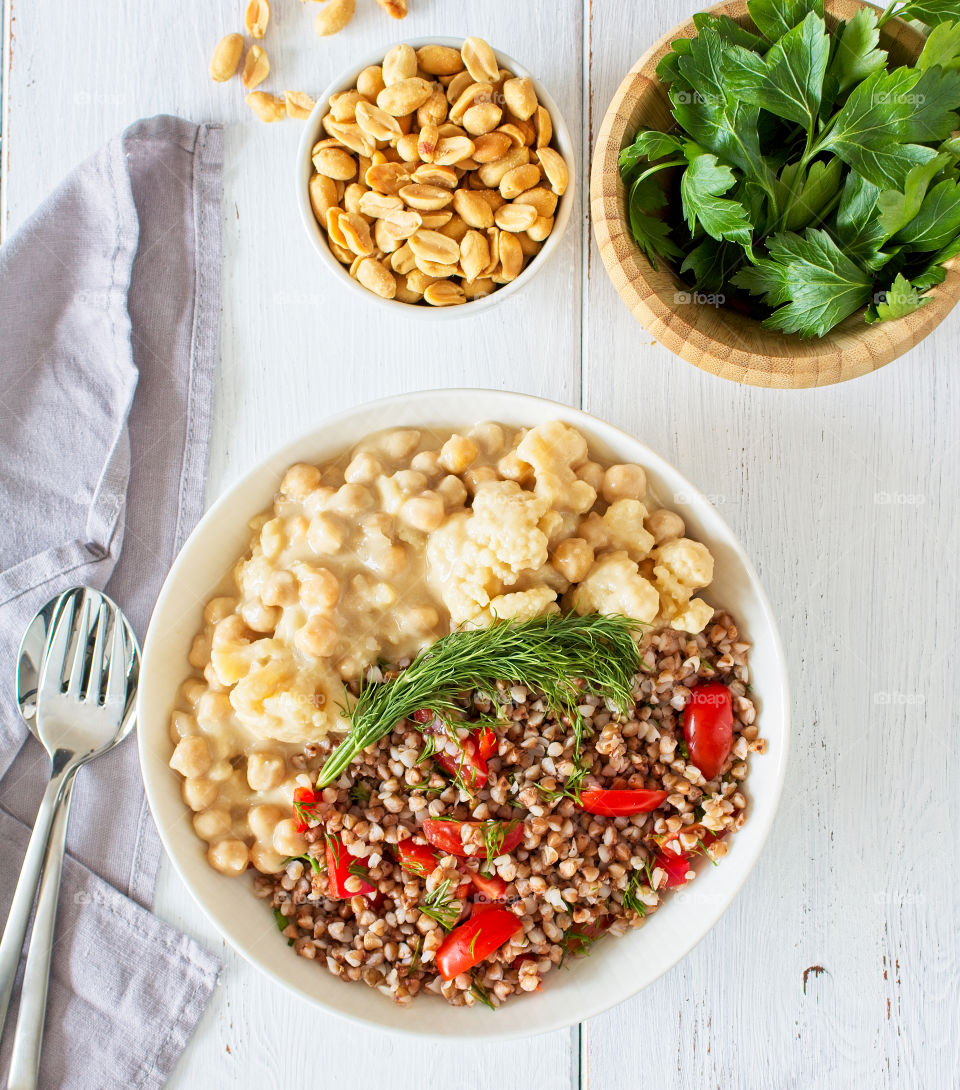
0,762,73,1039
6,770,77,1090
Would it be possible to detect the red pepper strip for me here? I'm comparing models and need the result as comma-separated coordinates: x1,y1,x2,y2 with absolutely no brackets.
654,851,692,889
576,788,669,817
435,906,522,981
325,833,375,899
468,869,508,903
422,818,524,859
292,786,320,834
477,725,498,760
433,734,488,790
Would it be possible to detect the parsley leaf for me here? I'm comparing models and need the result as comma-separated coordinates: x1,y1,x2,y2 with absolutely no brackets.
733,228,874,337
833,171,887,268
627,175,683,268
825,8,887,99
893,176,960,249
619,130,688,175
680,149,754,247
917,18,960,70
724,13,831,132
747,0,823,42
880,1,960,29
865,271,932,322
876,153,949,238
780,156,844,231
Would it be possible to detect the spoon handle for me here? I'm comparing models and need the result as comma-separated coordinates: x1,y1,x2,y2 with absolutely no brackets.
6,770,77,1090
0,763,72,1038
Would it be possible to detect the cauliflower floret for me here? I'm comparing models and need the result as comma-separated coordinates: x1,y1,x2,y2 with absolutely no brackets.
516,421,597,515
577,499,655,562
652,538,715,633
571,551,660,624
227,640,346,743
426,481,550,625
469,585,559,628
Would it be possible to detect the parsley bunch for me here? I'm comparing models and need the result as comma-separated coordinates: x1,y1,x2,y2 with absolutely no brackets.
620,0,960,337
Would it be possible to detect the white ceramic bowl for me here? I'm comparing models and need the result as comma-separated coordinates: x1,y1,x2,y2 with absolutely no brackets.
295,38,575,318
138,389,789,1040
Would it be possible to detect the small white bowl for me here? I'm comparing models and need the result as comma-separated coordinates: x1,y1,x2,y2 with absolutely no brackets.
139,389,789,1040
295,37,575,318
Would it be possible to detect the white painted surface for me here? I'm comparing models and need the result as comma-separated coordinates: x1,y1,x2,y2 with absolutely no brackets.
3,1,957,1087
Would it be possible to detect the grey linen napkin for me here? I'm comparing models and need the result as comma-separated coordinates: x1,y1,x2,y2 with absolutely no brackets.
0,115,223,1088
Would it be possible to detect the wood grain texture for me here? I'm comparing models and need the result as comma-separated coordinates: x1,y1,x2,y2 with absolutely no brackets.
2,1,958,1087
590,0,960,389
585,1,959,1086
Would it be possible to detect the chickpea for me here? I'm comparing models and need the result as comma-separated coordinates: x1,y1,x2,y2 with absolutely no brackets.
179,677,205,706
393,469,428,494
296,614,338,658
307,512,346,555
273,818,308,858
551,538,594,584
207,758,234,784
436,474,468,508
203,596,236,625
463,465,498,494
249,803,285,842
212,614,249,649
188,633,210,669
260,517,285,559
193,806,232,842
262,570,299,608
377,428,421,460
300,567,340,611
169,735,212,778
497,451,532,483
468,422,505,454
168,710,195,744
247,751,286,792
404,605,440,633
182,776,218,812
286,515,310,546
645,508,685,545
240,598,281,633
602,463,648,503
207,838,249,876
345,451,383,485
439,434,479,474
250,844,286,874
330,483,374,517
196,690,233,732
579,460,605,492
202,663,227,692
410,449,442,479
281,462,322,500
302,486,335,519
400,492,445,532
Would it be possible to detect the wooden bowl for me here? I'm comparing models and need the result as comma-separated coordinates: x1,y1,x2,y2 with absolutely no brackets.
591,0,960,388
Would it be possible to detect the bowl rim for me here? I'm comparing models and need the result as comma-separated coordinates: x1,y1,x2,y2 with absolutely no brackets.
138,388,790,1040
295,36,576,319
589,0,960,388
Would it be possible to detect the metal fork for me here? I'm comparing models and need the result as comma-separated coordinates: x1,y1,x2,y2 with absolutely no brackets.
0,587,139,1090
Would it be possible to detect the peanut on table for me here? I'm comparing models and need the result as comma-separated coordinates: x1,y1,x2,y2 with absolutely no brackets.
307,37,570,307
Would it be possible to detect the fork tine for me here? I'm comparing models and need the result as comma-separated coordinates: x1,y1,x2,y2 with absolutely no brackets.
84,599,109,703
104,613,128,706
37,591,79,700
65,592,94,697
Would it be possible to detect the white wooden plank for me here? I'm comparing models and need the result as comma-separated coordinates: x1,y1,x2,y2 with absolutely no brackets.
4,1,583,1085
584,2,960,1087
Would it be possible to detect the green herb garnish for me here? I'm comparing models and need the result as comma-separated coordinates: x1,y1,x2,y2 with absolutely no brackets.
419,879,460,931
284,853,323,874
273,908,294,946
619,0,960,337
316,613,640,788
622,873,648,917
470,979,496,1010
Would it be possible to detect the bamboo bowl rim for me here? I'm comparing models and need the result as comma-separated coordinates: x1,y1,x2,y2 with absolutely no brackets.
590,0,960,389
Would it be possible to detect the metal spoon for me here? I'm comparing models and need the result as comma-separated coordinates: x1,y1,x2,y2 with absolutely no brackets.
1,587,139,1090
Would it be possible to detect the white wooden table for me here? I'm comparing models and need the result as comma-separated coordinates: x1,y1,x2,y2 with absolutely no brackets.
3,1,957,1086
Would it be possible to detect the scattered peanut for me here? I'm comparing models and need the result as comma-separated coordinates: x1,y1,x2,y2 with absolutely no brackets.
245,0,270,39
210,34,244,83
285,91,316,121
242,45,270,91
316,0,355,37
306,36,569,305
246,91,285,123
375,0,408,16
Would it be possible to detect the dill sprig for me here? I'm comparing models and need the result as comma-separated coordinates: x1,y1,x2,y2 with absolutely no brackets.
419,879,460,931
316,612,641,788
470,978,496,1010
622,872,647,917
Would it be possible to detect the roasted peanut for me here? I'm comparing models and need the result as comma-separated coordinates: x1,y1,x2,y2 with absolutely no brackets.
521,186,558,217
383,43,418,87
445,70,474,105
450,82,493,125
309,173,338,222
417,45,464,76
498,231,523,279
460,230,490,282
314,147,357,180
527,215,554,242
503,76,538,120
325,119,376,157
241,45,270,91
424,280,466,306
399,183,454,211
463,103,502,136
329,90,364,122
210,34,243,82
316,0,355,36
359,190,403,218
356,101,403,142
246,91,285,122
245,0,270,39
409,229,460,265
535,105,553,148
499,163,541,199
390,242,417,274
472,132,513,163
461,37,499,83
412,163,458,188
453,189,495,228
377,78,434,117
495,202,537,232
285,91,316,120
366,161,411,195
476,146,529,188
357,65,386,99
357,257,397,298
537,147,568,195
417,123,440,162
376,0,408,17
339,213,375,256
